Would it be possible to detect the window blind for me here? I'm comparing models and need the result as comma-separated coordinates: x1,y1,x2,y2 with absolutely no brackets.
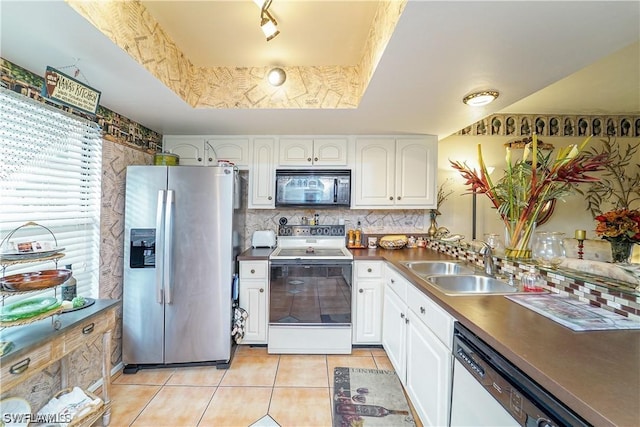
0,88,102,303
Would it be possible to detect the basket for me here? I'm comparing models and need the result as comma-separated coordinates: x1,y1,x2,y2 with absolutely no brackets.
378,239,407,250
51,388,105,427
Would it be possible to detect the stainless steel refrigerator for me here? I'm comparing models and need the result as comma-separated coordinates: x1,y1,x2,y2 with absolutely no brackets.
122,165,243,372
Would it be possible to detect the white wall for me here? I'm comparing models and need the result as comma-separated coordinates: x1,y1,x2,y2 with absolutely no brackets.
437,135,640,244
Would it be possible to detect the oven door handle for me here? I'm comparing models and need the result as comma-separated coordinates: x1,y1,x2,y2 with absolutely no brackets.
270,259,353,266
333,178,338,203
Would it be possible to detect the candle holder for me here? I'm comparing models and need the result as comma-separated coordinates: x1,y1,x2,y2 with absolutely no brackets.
577,239,584,260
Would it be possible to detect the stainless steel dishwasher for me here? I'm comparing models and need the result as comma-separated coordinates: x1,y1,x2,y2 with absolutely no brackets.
450,322,590,427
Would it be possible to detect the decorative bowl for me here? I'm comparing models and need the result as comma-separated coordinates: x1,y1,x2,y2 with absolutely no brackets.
1,269,72,292
378,239,407,250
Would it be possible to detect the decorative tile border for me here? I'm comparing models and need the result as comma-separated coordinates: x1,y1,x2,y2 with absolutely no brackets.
427,239,640,321
456,113,640,138
0,57,162,153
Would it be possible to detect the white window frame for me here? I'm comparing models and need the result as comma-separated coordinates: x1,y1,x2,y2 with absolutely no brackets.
0,88,102,304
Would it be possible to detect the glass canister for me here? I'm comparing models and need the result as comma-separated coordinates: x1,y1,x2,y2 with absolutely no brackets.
483,233,504,253
521,267,546,292
532,231,566,269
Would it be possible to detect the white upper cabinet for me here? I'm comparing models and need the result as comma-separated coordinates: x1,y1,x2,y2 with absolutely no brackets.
206,138,250,168
278,137,348,167
163,136,249,168
249,137,276,209
164,134,436,209
354,136,438,209
395,138,438,207
163,136,207,166
353,138,396,206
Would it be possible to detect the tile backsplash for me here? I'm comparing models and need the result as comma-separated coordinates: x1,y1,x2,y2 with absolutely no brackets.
427,240,640,322
243,207,428,249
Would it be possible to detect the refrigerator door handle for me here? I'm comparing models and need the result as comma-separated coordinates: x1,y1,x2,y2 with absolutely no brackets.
155,190,166,304
164,189,175,304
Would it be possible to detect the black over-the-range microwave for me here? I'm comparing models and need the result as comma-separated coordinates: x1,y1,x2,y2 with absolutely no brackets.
275,169,351,208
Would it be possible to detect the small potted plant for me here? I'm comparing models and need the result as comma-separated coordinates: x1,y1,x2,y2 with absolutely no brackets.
581,137,640,262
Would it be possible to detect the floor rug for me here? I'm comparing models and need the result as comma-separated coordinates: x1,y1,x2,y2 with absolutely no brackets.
333,367,416,427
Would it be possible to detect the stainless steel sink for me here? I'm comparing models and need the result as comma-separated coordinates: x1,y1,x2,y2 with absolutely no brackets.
400,261,476,276
425,274,520,296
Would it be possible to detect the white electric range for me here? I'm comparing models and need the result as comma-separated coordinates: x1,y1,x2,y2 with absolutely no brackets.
268,225,353,354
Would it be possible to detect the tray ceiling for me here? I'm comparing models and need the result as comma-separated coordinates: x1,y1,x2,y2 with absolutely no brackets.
0,1,638,138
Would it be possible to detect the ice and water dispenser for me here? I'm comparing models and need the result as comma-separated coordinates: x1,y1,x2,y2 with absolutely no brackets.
129,228,156,268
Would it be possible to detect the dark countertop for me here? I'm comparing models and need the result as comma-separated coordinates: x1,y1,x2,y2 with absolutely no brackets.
0,299,120,363
238,247,273,260
351,248,639,427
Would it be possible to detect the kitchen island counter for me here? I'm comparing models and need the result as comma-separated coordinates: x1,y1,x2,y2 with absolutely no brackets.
350,247,639,427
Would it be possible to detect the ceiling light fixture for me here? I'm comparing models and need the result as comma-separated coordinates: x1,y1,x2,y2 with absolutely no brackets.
260,0,280,41
268,67,286,86
463,90,499,107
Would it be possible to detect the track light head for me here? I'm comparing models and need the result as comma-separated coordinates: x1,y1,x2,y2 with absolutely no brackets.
260,0,279,41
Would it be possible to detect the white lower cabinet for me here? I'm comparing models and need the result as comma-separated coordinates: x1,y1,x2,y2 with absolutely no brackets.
382,275,407,381
353,261,384,344
406,307,452,427
382,264,455,427
238,261,269,344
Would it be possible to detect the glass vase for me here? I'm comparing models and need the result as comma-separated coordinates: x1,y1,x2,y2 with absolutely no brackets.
483,233,504,254
504,221,536,260
532,232,566,269
609,239,633,263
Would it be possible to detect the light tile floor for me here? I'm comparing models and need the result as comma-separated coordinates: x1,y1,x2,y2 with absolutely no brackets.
105,346,422,427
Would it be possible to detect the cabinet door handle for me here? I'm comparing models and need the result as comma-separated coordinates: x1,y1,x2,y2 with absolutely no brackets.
260,288,264,293
389,196,394,200
314,157,318,162
208,157,213,162
198,157,202,162
82,323,95,334
250,269,256,274
400,313,405,318
268,196,273,200
390,279,395,284
359,288,364,293
307,157,312,162
405,317,409,324
420,306,425,314
367,268,372,273
10,358,30,375
397,196,402,200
